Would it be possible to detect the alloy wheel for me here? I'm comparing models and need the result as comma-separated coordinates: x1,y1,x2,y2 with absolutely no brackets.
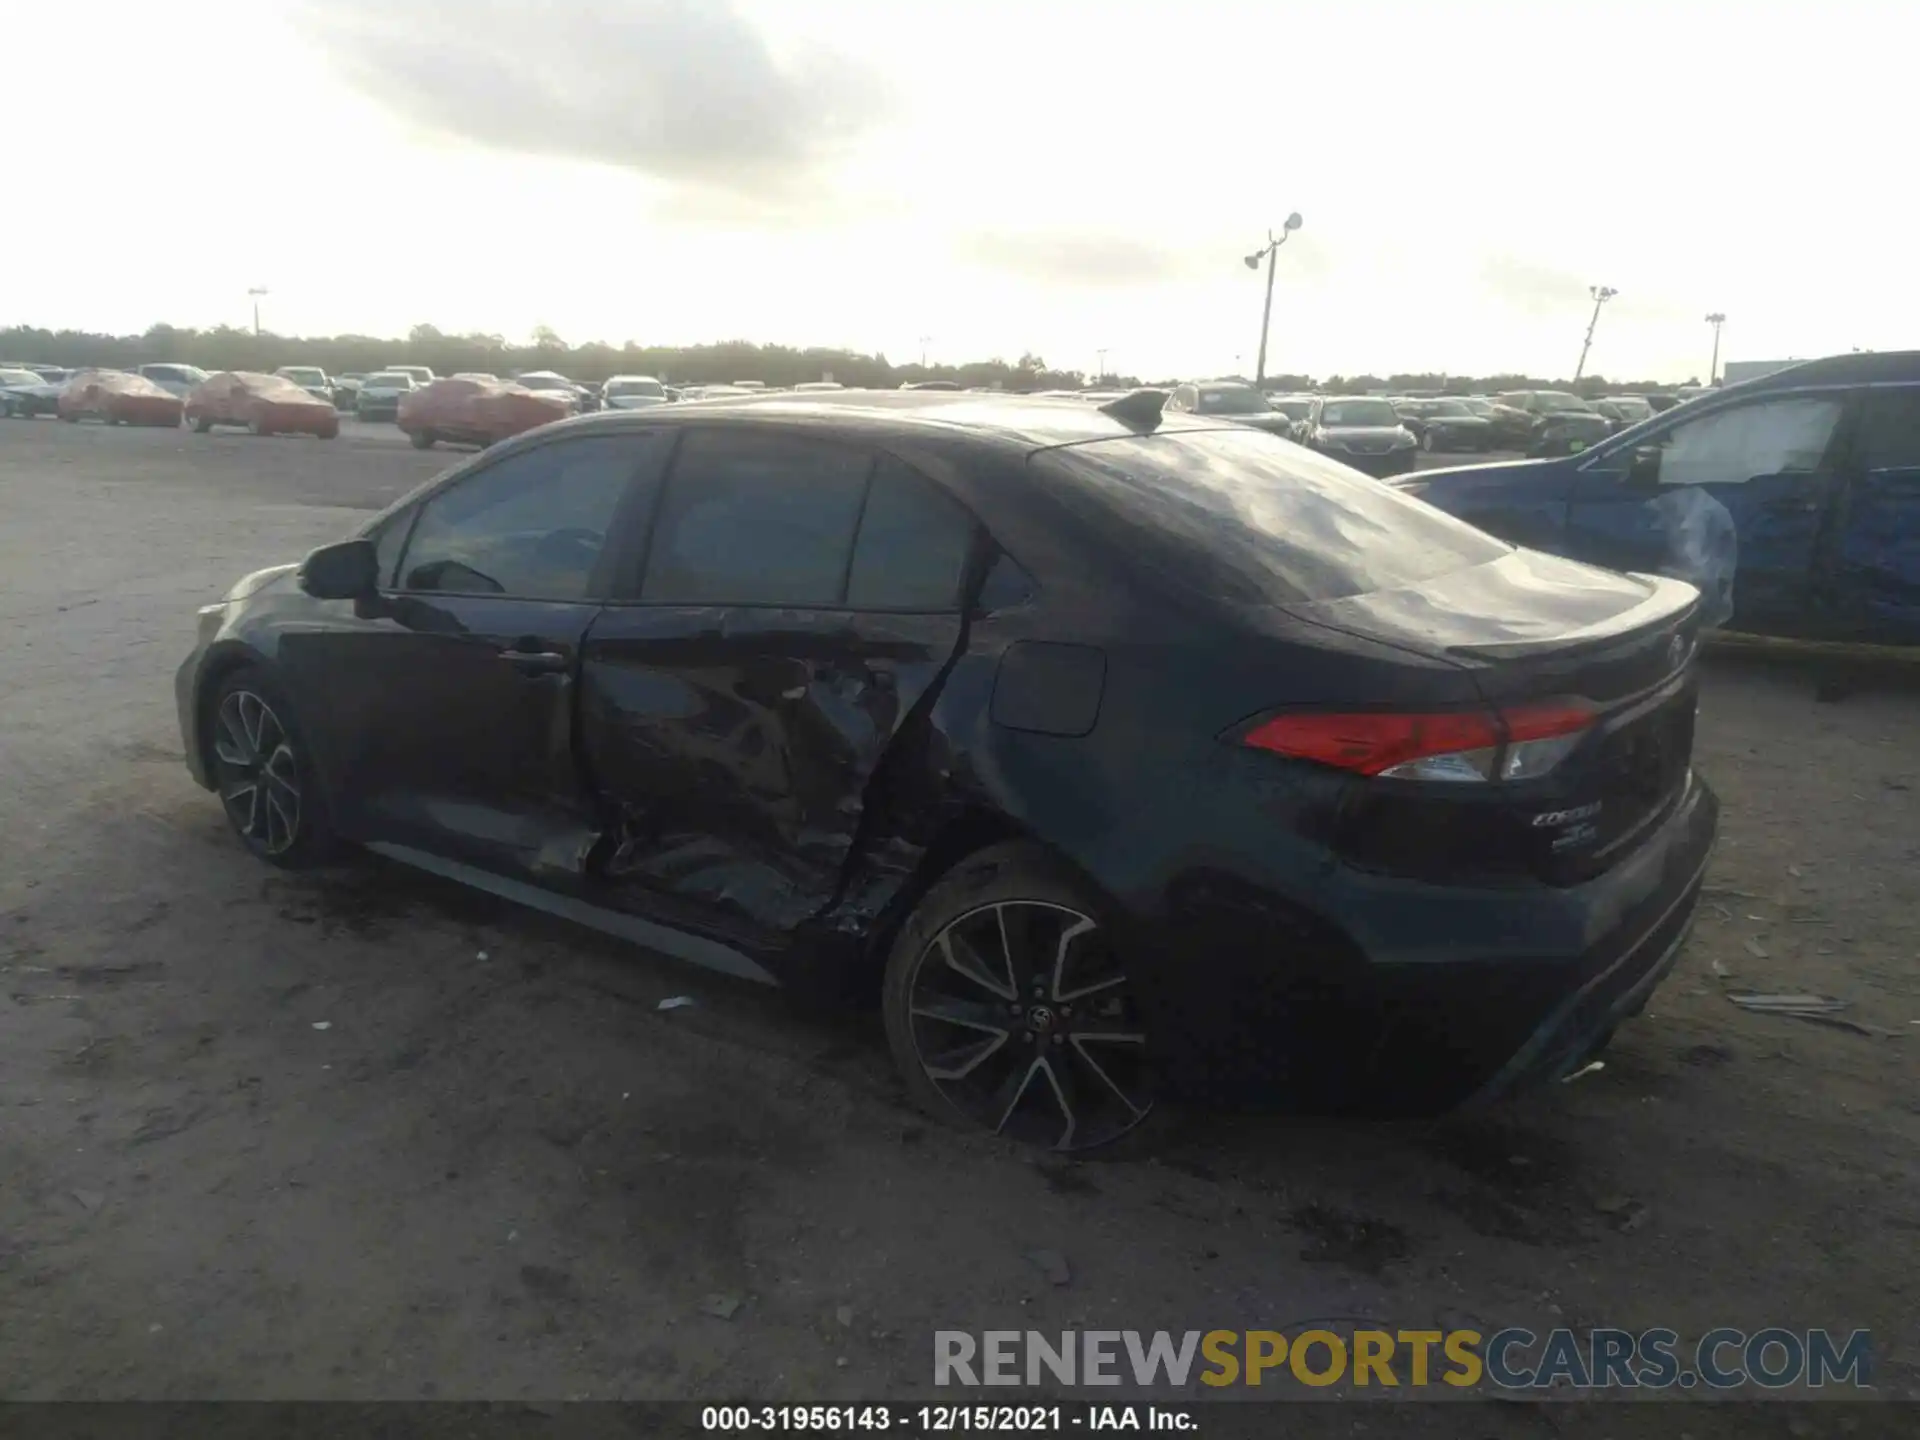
212,689,302,855
906,901,1152,1150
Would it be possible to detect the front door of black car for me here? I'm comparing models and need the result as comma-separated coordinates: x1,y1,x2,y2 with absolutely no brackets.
578,429,976,948
298,431,670,876
1564,391,1848,634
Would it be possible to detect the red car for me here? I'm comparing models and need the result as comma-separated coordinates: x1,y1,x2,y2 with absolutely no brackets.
57,370,184,428
396,376,571,450
185,372,340,438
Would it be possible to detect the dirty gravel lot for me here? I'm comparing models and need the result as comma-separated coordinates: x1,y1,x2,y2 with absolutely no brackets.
1,420,1916,1433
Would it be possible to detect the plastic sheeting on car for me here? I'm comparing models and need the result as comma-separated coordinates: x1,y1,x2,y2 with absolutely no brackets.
397,377,571,446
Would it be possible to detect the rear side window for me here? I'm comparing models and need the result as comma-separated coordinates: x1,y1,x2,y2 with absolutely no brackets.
1033,429,1509,605
641,429,872,605
1855,387,1920,471
845,458,977,610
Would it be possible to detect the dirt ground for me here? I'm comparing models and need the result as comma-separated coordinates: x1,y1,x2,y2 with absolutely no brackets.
1,420,1915,1432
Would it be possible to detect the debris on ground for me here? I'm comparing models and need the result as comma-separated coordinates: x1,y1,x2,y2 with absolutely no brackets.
1560,1060,1606,1084
72,1190,105,1213
1026,1249,1072,1286
310,1021,331,1031
656,996,696,1012
700,1294,742,1320
1742,937,1769,959
1594,1195,1633,1215
1728,993,1848,1016
835,1306,856,1327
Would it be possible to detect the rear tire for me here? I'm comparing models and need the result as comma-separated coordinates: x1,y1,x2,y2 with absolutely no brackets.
192,415,213,434
410,428,436,450
881,841,1168,1155
204,666,336,868
249,417,273,437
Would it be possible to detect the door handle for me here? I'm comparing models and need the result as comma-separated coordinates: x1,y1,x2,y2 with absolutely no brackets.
499,647,571,675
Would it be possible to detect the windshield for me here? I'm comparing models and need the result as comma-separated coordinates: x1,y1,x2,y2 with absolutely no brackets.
1194,387,1272,415
148,365,207,383
605,378,664,397
1033,428,1509,606
280,369,325,385
0,368,41,386
1535,392,1595,413
365,373,412,388
1270,399,1311,419
517,374,571,390
1320,399,1400,427
1606,396,1653,416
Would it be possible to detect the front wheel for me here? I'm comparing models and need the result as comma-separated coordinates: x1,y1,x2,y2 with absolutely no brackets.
410,428,436,449
192,415,213,433
205,668,335,867
881,842,1163,1154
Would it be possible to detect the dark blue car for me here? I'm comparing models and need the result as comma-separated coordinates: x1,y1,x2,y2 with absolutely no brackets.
1404,351,1920,646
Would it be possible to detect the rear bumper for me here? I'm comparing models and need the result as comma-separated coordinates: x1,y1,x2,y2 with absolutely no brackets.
1129,770,1718,1114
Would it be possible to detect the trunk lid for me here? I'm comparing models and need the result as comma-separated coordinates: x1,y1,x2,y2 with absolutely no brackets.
1283,548,1703,885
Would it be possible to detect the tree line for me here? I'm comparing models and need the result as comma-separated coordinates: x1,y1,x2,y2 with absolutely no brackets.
0,322,1693,397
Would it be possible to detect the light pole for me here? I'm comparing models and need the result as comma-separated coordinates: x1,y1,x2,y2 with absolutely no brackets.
1705,312,1726,385
1095,347,1108,380
248,286,269,337
1573,284,1617,382
918,335,932,369
1243,212,1303,388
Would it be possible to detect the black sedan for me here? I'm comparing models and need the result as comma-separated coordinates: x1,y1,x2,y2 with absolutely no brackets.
1394,398,1494,453
1295,395,1421,476
175,391,1715,1148
0,366,64,417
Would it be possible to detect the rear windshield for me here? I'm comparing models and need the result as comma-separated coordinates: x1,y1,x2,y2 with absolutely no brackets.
1033,428,1509,605
365,373,412,387
280,368,325,384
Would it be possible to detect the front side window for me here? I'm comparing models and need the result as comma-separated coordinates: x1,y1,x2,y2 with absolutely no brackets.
641,429,872,605
397,433,660,598
1637,395,1844,487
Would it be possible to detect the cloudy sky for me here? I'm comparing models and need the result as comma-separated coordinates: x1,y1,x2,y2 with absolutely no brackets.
9,0,1911,380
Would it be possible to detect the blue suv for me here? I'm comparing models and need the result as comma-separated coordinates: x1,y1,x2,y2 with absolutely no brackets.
1405,352,1920,646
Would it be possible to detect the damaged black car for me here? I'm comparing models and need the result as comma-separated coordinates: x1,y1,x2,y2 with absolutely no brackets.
177,391,1716,1150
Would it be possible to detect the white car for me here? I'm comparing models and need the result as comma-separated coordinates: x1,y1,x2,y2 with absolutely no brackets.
354,371,419,422
274,366,335,405
385,365,436,386
136,362,211,398
599,375,669,410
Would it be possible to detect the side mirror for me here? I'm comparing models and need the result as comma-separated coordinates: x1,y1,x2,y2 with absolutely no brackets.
298,538,380,600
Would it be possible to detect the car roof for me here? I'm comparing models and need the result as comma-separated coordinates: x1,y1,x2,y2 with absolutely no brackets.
536,389,1229,451
1726,350,1920,389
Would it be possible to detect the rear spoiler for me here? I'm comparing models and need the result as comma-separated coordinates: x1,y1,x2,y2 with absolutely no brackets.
1440,573,1702,663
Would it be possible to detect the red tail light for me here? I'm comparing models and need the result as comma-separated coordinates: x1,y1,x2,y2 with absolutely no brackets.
1240,701,1594,783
